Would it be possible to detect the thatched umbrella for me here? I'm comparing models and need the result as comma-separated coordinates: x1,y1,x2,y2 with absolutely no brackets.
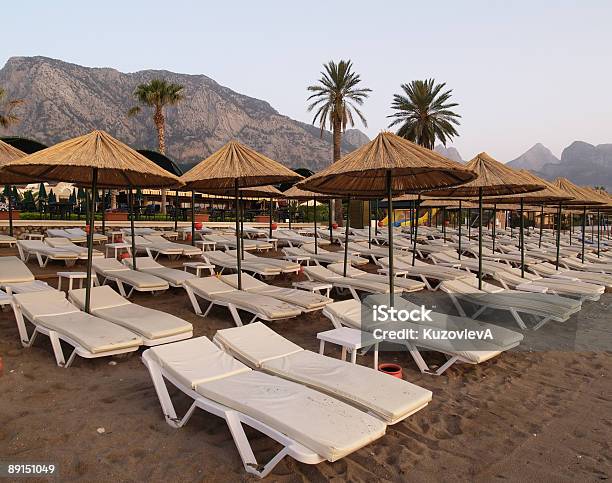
298,132,476,304
485,170,573,276
284,184,335,253
180,141,301,289
2,130,181,312
0,140,32,237
427,152,544,289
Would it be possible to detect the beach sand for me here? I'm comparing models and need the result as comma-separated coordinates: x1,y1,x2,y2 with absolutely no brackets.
0,243,610,481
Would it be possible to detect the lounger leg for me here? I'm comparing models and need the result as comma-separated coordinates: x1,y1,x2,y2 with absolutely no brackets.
404,342,435,375
115,280,127,297
48,331,67,367
228,304,244,326
472,306,488,319
509,309,528,330
447,293,467,317
532,316,552,331
225,411,290,478
349,287,360,301
185,287,204,315
12,306,31,346
65,349,78,368
36,253,45,267
433,356,459,376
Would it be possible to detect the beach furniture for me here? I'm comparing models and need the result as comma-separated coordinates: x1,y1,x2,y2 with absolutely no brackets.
92,257,169,297
142,336,386,477
304,265,403,300
225,250,300,274
322,297,523,375
11,290,142,367
0,234,17,247
69,286,192,345
325,262,425,292
125,235,182,259
0,256,54,294
285,244,368,266
202,250,281,278
440,278,581,330
376,257,475,291
122,256,200,287
204,234,273,252
45,237,103,259
46,228,87,243
184,276,302,325
214,322,432,423
17,240,79,267
527,261,612,287
64,227,106,244
274,229,330,247
560,257,612,274
143,234,202,258
219,273,332,312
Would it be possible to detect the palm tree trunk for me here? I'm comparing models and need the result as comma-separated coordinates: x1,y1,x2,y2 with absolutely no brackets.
332,120,343,226
154,107,167,215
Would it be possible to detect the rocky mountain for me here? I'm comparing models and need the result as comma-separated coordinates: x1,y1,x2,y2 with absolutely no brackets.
434,144,463,163
0,56,369,171
507,143,560,170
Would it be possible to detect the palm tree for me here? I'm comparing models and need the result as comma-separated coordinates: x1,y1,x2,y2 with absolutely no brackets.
128,79,184,214
0,87,24,129
387,79,460,149
307,60,371,225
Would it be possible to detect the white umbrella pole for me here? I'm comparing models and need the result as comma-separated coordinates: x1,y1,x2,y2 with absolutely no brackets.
84,168,98,314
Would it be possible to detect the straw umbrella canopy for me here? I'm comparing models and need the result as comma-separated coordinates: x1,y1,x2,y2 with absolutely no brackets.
0,140,32,237
299,132,477,304
2,130,182,313
180,140,301,289
426,152,545,288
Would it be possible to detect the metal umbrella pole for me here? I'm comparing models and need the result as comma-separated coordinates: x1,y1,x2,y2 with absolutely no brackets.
101,190,106,235
234,180,242,290
343,197,351,276
538,203,544,248
411,194,421,266
368,200,372,249
581,206,587,264
386,171,395,306
288,200,292,230
174,189,179,231
190,190,196,246
84,168,98,314
442,206,447,243
520,198,525,278
7,184,13,237
555,203,562,270
492,203,497,253
313,195,318,254
128,187,137,271
458,200,462,260
597,208,601,258
569,212,572,245
328,199,333,242
478,187,483,290
240,192,245,261
268,196,273,238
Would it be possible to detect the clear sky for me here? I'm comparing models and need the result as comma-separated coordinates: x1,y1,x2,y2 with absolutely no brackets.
2,0,611,161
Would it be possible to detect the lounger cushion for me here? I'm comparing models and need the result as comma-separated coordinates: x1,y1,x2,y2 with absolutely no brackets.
214,291,302,319
14,291,79,319
0,256,35,284
144,268,196,286
196,370,386,462
36,311,142,353
112,270,169,289
148,337,250,388
186,276,236,296
19,240,77,259
215,322,303,365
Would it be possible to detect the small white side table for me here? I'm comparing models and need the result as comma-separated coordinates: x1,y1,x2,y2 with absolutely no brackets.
23,233,44,240
292,280,332,298
183,261,215,277
57,271,98,291
195,240,216,252
377,268,409,278
317,327,379,368
105,243,132,259
107,231,123,243
262,238,278,250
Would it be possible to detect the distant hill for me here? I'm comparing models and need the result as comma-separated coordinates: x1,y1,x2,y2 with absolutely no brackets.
434,144,463,163
0,56,369,171
507,143,560,170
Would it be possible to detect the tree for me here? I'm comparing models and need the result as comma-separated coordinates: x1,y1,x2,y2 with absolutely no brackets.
387,79,461,149
307,60,371,225
128,79,185,215
0,87,24,128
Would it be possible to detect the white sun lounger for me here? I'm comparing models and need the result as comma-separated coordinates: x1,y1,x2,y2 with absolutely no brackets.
184,276,302,326
64,227,106,244
304,265,403,300
527,261,612,287
205,234,273,252
440,278,582,330
11,290,142,367
0,256,54,294
69,286,192,345
226,250,300,274
326,262,425,293
322,297,524,375
202,250,281,278
46,228,87,243
274,229,330,247
17,240,78,267
92,258,169,297
125,235,182,259
300,243,369,266
560,257,612,274
0,234,17,246
143,235,202,258
45,237,104,259
142,337,386,477
213,322,432,423
219,273,333,312
122,256,198,287
376,257,475,291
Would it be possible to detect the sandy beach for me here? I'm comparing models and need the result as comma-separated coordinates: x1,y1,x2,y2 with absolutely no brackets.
0,243,610,482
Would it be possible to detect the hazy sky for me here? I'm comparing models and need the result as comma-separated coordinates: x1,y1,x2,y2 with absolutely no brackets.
2,0,611,161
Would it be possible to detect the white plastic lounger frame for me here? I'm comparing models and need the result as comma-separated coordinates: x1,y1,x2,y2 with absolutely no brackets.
141,350,324,477
93,260,169,298
17,241,78,268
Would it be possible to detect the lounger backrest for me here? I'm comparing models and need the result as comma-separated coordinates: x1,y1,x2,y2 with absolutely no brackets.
45,237,74,248
69,286,131,311
122,256,162,270
220,273,268,291
185,276,236,296
147,336,250,389
47,229,70,237
0,256,35,284
326,263,365,278
214,322,303,367
143,235,168,244
14,290,80,318
93,258,129,272
65,228,87,236
304,265,343,281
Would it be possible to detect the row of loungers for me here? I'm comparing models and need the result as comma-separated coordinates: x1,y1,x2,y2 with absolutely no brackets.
125,235,202,259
